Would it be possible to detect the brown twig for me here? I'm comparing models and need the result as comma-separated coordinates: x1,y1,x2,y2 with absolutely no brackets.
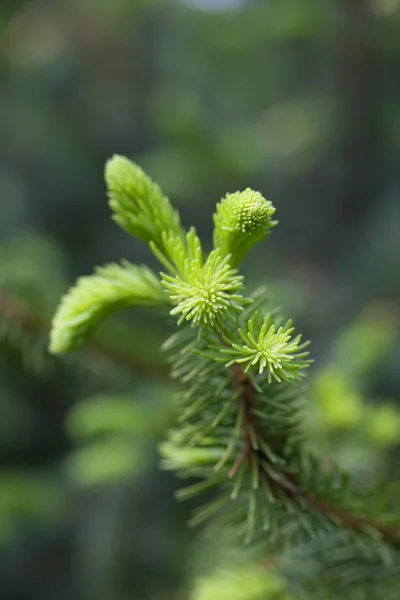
229,451,245,479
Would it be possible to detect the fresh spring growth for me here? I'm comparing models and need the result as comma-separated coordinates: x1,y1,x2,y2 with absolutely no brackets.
105,154,184,253
49,156,313,539
162,249,245,328
222,314,311,382
213,188,277,268
50,157,281,349
48,156,400,598
49,261,167,354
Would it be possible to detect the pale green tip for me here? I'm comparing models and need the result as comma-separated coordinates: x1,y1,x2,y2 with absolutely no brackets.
213,188,277,267
223,188,276,235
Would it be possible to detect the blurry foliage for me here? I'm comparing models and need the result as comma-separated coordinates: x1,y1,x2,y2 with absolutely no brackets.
0,472,61,545
0,0,399,599
65,393,170,489
66,438,147,489
305,306,400,477
191,564,290,600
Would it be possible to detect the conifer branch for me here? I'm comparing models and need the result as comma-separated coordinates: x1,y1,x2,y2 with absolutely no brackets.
48,155,400,597
0,288,168,378
230,359,400,550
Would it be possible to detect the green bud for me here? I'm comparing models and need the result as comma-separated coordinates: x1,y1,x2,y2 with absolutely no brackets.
213,188,277,267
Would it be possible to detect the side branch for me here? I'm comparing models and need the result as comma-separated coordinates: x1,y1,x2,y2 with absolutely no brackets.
0,289,168,378
231,362,400,550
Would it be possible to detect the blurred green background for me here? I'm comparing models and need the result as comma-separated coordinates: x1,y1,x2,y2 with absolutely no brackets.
0,0,399,599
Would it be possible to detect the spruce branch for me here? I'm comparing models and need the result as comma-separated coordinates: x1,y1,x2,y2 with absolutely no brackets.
49,157,400,597
49,261,167,354
228,360,400,550
0,288,167,378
